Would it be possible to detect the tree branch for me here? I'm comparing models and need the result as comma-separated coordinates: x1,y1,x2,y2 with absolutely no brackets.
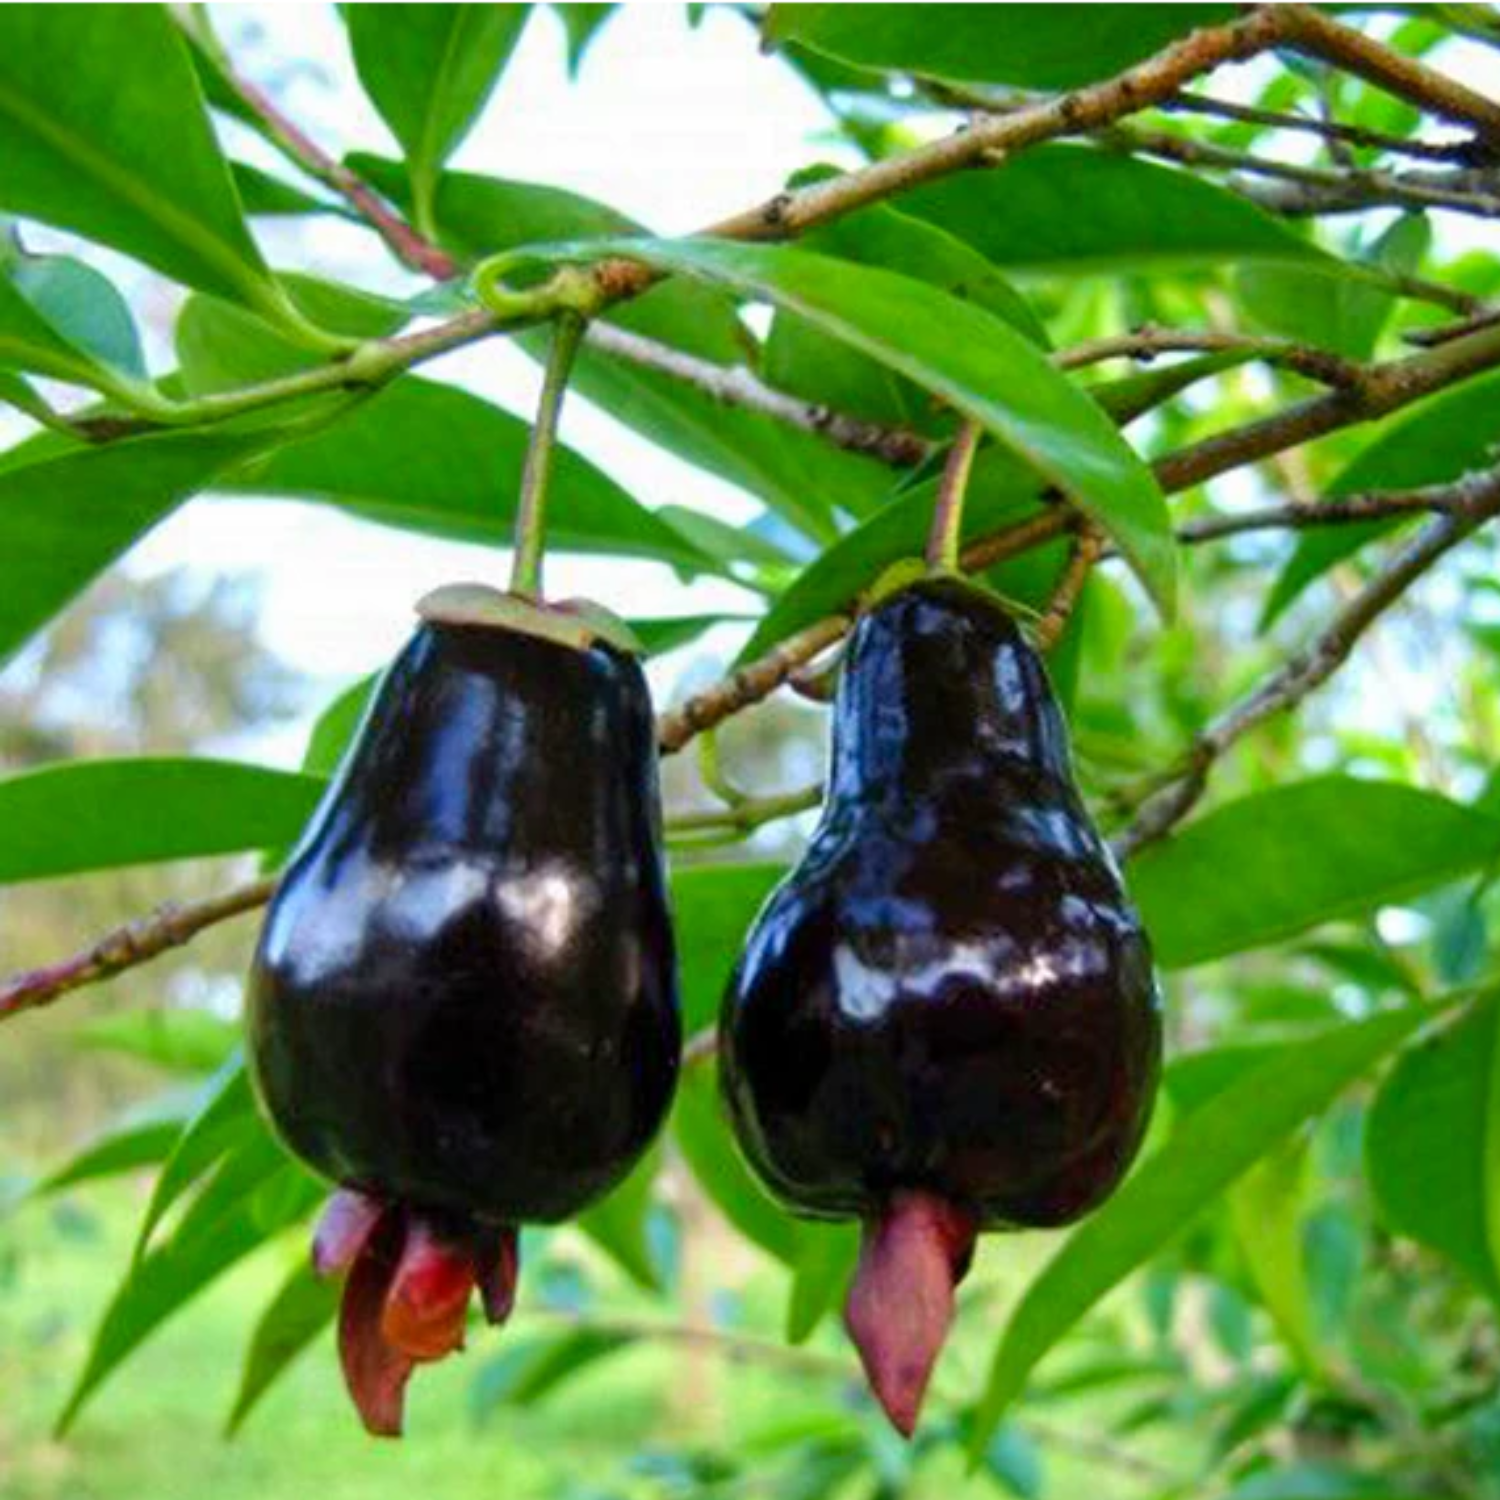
1054,326,1364,389
1114,464,1500,859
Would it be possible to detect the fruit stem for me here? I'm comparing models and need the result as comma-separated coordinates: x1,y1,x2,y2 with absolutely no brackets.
924,420,982,575
511,310,588,599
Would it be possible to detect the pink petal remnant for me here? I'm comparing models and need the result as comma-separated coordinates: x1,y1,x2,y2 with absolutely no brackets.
312,1187,386,1278
337,1208,416,1438
380,1216,476,1361
475,1224,521,1326
843,1190,979,1439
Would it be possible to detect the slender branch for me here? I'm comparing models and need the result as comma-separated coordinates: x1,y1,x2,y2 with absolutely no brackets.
1162,89,1492,165
656,615,851,754
1054,326,1364,389
926,421,982,573
667,784,823,843
1404,306,1500,349
584,323,933,467
211,61,457,279
1034,527,1104,652
0,876,279,1022
1275,5,1500,144
1114,465,1500,858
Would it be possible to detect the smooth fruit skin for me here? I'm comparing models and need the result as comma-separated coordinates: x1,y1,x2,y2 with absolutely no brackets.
247,620,680,1227
720,577,1162,1232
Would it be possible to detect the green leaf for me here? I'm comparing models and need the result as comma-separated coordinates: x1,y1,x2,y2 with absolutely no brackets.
0,757,325,884
352,154,893,538
1128,777,1500,970
133,1060,259,1258
223,376,720,573
1228,1138,1321,1372
1366,992,1500,1300
527,237,1175,615
672,863,787,1034
900,146,1322,272
72,1011,239,1076
766,5,1235,89
0,6,290,319
471,1328,634,1417
345,5,530,234
674,1065,800,1264
58,1140,321,1434
631,613,750,657
733,446,1042,666
785,1224,859,1344
0,252,144,395
764,198,1048,433
575,1150,663,1292
301,676,379,779
970,1004,1444,1451
555,3,616,74
231,162,342,220
225,1257,338,1435
36,1106,196,1196
1261,368,1500,627
0,428,270,668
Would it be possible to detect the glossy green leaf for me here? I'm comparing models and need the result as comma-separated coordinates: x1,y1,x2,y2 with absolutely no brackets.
0,757,325,884
1261,369,1500,627
224,376,720,573
673,863,786,1034
0,253,144,395
631,613,751,658
766,5,1235,89
0,368,54,424
1366,992,1500,1300
352,155,893,538
1236,262,1394,362
0,428,270,668
1228,1138,1320,1372
133,1060,259,1259
900,146,1322,273
0,6,286,316
673,1066,800,1264
301,675,379,779
576,1150,663,1292
785,1224,859,1344
36,1109,195,1196
1128,777,1500,970
345,5,530,234
734,446,1042,666
231,162,342,220
58,1139,321,1433
225,1257,338,1435
556,3,616,74
971,1004,1442,1451
765,198,1048,433
531,237,1174,614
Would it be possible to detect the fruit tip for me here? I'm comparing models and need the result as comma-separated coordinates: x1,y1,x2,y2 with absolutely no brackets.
843,1191,978,1440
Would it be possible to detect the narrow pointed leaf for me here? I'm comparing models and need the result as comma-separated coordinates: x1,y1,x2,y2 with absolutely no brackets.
525,237,1174,614
0,6,281,311
226,1257,339,1435
970,1003,1448,1451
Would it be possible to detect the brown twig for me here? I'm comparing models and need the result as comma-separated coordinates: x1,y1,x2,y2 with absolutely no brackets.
1033,527,1105,652
584,324,933,467
1054,326,1364,390
0,876,279,1022
1404,306,1500,349
223,72,457,280
1276,5,1500,144
1114,465,1500,858
1162,90,1492,165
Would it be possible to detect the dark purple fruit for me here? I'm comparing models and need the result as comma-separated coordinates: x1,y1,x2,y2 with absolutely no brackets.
719,577,1161,1435
247,599,679,1434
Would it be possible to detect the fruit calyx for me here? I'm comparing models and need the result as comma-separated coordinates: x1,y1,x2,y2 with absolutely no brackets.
844,1192,978,1438
312,1187,520,1438
416,581,642,656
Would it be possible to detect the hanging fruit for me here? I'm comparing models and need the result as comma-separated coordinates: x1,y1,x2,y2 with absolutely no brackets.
719,575,1162,1437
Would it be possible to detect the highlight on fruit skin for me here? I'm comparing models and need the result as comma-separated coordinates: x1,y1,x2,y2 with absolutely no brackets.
246,599,679,1435
719,577,1163,1437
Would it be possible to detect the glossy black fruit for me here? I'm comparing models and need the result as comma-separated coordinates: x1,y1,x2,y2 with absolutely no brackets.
719,576,1161,1433
246,604,679,1433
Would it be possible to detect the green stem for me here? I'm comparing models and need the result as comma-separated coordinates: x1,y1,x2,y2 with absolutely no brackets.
511,312,588,599
925,420,982,575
